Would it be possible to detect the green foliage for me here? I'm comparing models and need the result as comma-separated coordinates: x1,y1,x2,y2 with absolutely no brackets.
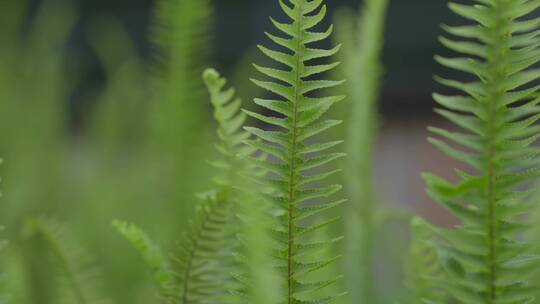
149,0,213,154
86,16,148,152
244,0,345,302
420,0,540,302
233,188,281,304
26,218,111,304
203,68,252,191
404,217,448,303
112,221,171,297
113,68,249,304
146,0,216,239
333,0,390,302
0,0,75,228
0,227,8,304
170,195,236,304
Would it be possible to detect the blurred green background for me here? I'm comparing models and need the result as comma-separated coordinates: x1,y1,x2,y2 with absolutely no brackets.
0,0,467,303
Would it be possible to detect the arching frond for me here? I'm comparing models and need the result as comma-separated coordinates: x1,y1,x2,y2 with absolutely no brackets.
112,220,172,299
422,1,540,302
203,68,253,191
245,0,345,302
28,217,111,304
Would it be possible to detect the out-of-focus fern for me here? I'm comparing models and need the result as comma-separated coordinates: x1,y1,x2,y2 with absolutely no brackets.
421,0,540,302
244,0,345,302
0,0,75,229
333,0,389,302
404,217,448,303
86,16,148,152
146,0,215,240
27,218,111,304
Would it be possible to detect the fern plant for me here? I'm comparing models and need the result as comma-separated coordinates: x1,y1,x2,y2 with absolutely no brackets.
420,0,540,302
114,68,250,304
147,0,215,240
26,217,111,304
243,0,345,302
333,0,390,302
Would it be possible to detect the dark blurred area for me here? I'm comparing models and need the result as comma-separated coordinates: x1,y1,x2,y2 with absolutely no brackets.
64,0,453,120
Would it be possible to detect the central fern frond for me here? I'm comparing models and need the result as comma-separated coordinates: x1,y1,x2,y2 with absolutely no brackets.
244,0,345,302
422,0,540,302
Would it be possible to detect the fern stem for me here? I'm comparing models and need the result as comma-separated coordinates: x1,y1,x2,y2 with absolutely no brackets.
286,2,305,302
486,1,508,300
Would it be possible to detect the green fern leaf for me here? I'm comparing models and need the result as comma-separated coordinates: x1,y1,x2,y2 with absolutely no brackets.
166,195,236,304
28,217,111,304
423,0,540,302
203,68,253,191
245,0,345,302
112,220,172,299
114,69,248,304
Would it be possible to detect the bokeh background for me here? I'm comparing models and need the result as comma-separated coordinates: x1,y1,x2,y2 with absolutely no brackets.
0,0,465,303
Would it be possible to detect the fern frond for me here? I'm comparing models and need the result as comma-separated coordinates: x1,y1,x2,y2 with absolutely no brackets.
147,0,215,238
149,0,213,147
203,68,252,191
112,220,172,299
404,217,448,303
424,1,540,302
245,0,345,302
113,198,236,304
233,187,282,304
28,217,111,304
333,0,390,302
166,195,236,304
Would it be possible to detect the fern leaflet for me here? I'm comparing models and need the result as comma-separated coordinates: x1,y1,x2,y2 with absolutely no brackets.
245,0,345,302
423,0,540,302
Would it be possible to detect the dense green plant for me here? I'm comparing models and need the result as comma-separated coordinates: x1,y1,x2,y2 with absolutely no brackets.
333,0,390,302
418,0,540,302
243,0,346,302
